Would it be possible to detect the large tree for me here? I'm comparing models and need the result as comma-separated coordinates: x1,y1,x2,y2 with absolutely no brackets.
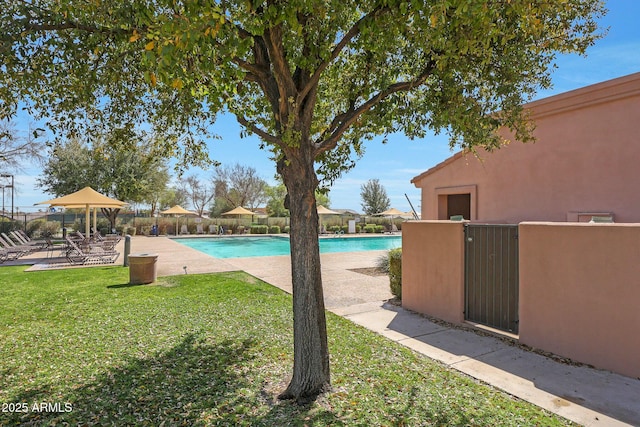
212,163,268,210
180,175,216,217
38,135,170,229
1,0,605,402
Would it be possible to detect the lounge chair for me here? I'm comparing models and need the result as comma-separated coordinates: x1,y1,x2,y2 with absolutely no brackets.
180,224,190,235
64,236,120,265
0,244,25,261
11,230,48,250
196,224,204,234
43,236,66,258
0,236,30,259
0,248,8,263
92,232,121,251
0,233,36,255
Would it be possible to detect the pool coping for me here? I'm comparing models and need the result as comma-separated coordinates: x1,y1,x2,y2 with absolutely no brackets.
167,232,401,239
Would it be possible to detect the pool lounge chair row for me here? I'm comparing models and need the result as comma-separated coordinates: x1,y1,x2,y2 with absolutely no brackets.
0,231,44,263
64,236,120,265
0,230,120,266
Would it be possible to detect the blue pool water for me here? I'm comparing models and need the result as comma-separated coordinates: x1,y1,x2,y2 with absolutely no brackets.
175,235,401,258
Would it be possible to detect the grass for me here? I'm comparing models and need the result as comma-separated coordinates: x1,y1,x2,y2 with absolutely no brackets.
0,266,576,426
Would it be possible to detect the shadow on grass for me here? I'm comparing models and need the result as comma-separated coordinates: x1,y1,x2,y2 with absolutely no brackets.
4,334,341,426
106,282,146,289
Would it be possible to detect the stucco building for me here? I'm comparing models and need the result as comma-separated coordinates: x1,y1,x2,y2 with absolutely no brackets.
411,72,640,223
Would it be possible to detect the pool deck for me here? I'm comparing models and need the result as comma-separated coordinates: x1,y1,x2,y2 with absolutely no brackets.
137,235,395,310
7,235,640,426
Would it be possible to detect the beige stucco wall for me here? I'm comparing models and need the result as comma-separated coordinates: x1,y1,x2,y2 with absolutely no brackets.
402,220,640,378
518,222,640,379
401,221,465,324
412,72,640,223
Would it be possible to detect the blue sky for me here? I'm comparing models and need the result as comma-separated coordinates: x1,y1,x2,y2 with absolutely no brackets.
6,0,640,214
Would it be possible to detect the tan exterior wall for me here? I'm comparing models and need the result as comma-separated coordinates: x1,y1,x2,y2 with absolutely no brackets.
401,221,465,324
518,222,640,379
412,72,640,223
402,220,640,378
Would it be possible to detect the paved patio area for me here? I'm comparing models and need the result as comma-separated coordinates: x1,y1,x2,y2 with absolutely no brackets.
133,235,394,310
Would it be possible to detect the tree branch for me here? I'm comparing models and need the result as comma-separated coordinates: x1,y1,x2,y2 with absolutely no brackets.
314,61,436,156
296,5,390,108
235,115,281,146
262,25,298,122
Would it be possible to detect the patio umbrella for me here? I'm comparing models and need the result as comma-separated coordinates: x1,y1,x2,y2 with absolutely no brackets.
376,207,405,217
317,205,339,233
221,206,256,216
221,206,256,232
316,205,339,215
375,207,406,230
36,186,127,237
160,205,197,235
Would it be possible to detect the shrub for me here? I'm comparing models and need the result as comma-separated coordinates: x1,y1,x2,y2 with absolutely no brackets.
388,248,402,299
40,220,61,237
283,225,290,233
376,252,390,274
26,219,45,237
363,224,377,233
250,225,269,234
269,225,281,234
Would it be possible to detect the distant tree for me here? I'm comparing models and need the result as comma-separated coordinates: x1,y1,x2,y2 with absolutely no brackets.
360,179,390,215
180,175,215,217
144,166,172,217
212,163,267,211
209,193,235,218
315,190,331,209
38,133,169,229
159,187,189,212
265,182,289,217
0,120,45,172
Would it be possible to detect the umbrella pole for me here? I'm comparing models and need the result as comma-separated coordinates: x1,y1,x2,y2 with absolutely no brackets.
85,205,90,238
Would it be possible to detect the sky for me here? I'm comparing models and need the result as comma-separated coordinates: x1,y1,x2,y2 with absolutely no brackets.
4,0,640,215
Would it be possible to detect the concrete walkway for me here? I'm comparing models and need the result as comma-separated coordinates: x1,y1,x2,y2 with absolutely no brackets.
13,235,640,426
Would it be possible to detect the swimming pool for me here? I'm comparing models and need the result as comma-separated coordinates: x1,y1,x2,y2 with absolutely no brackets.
175,235,401,258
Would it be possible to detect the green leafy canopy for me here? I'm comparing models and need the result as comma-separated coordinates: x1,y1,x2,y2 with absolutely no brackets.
1,0,606,181
1,0,607,403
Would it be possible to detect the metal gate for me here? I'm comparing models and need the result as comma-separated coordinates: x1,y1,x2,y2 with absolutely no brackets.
464,224,519,334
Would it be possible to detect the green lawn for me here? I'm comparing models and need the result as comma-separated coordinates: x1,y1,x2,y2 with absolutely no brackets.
0,266,575,426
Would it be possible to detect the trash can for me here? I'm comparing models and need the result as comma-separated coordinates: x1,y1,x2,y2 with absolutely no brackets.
128,253,159,284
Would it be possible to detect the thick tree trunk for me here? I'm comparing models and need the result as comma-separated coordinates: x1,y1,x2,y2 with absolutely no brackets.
278,152,331,403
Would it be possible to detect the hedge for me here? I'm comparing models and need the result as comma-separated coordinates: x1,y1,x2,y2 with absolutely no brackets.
268,225,281,234
388,248,402,299
250,225,269,234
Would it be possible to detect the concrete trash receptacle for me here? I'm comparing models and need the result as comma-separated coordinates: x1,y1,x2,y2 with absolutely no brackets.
128,253,159,284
